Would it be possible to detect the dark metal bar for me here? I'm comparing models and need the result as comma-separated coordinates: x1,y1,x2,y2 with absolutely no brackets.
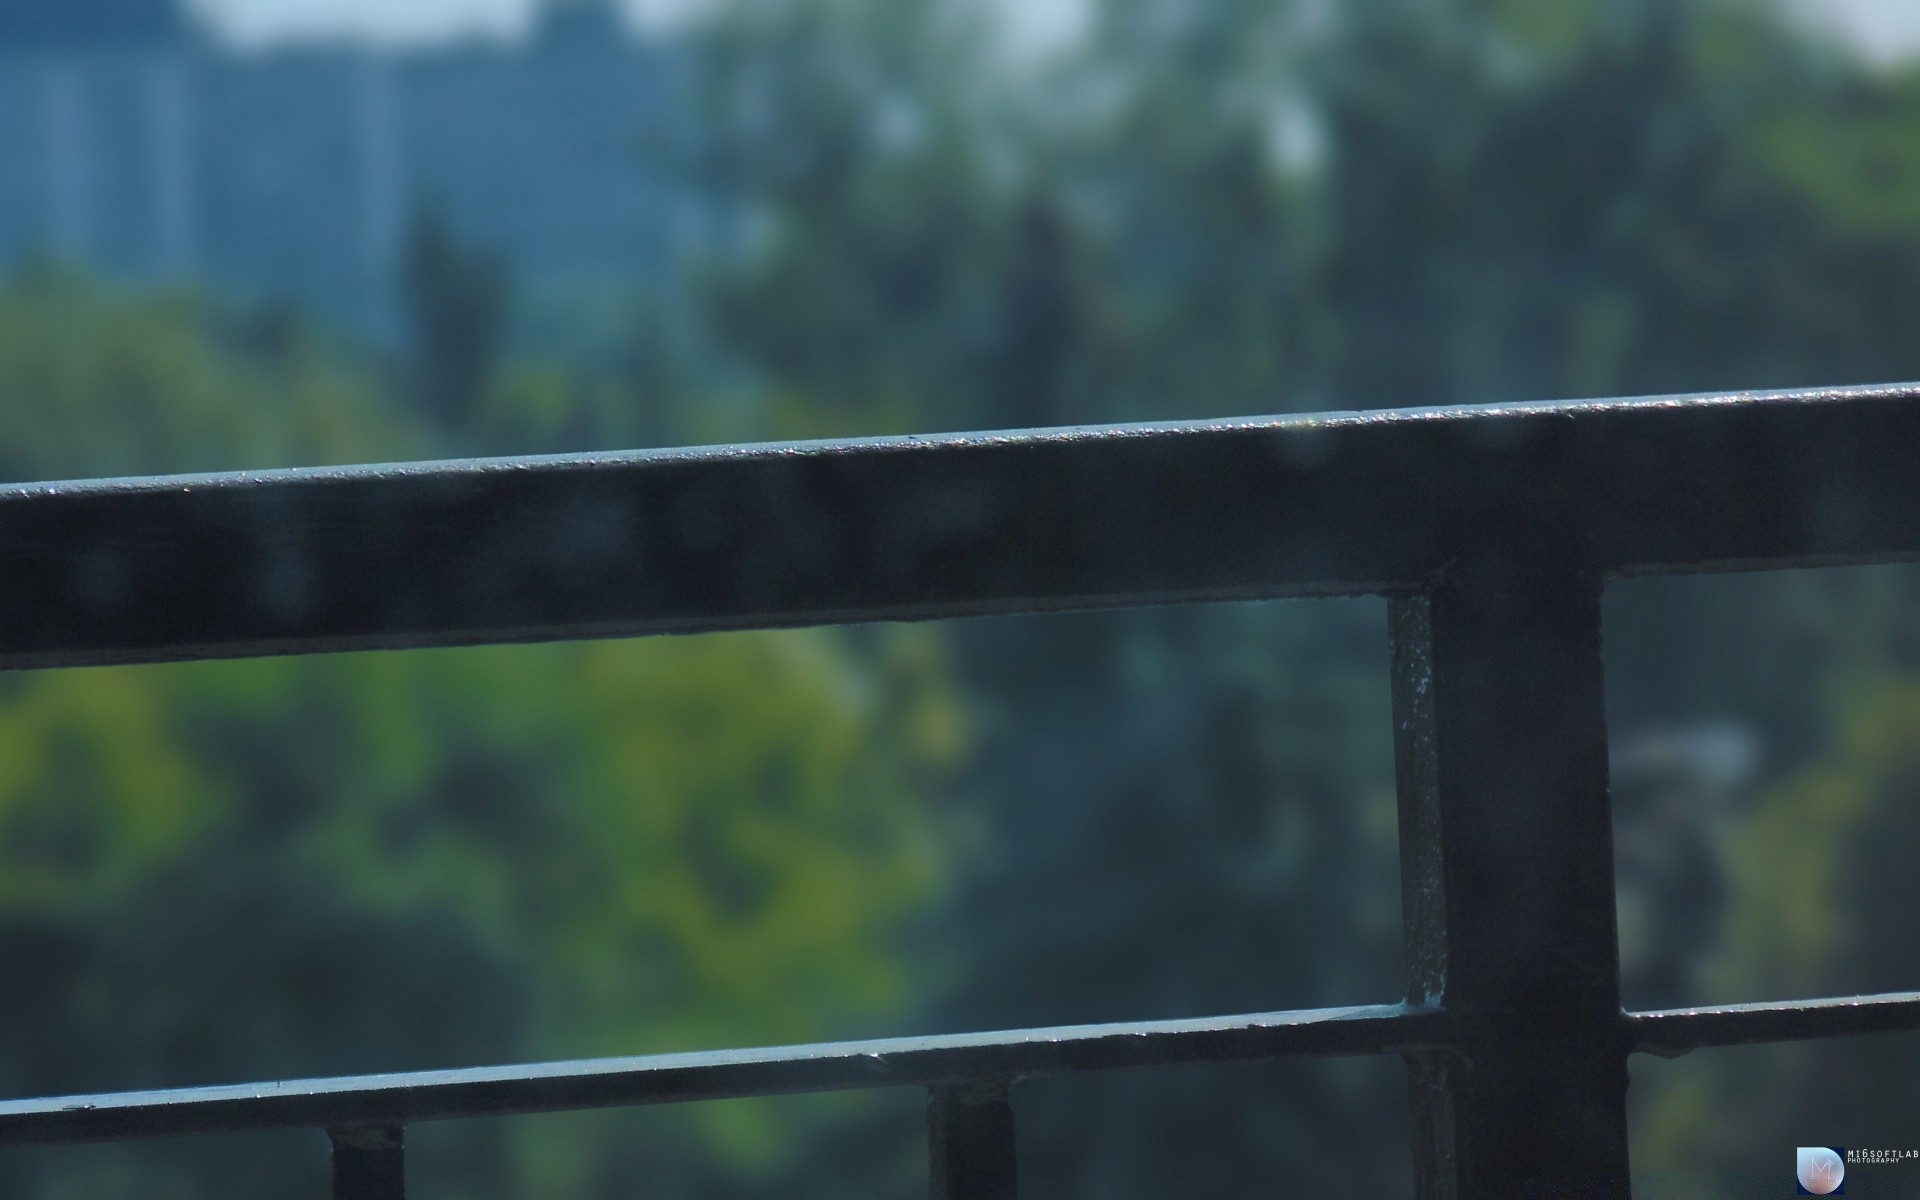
330,1126,404,1200
5,386,1918,1194
1391,596,1461,1199
0,1002,1443,1146
3,386,1920,671
929,1083,1016,1200
1629,991,1920,1058
1389,567,1629,1198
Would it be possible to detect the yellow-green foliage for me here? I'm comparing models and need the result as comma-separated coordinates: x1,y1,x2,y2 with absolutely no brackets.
1637,672,1920,1176
1762,101,1920,237
0,669,222,909
1712,678,1915,996
0,276,967,1197
0,272,408,481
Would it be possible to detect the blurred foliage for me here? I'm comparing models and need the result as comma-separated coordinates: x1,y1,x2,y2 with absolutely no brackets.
9,0,1920,1194
673,0,1920,1191
400,203,509,439
0,278,965,1197
0,270,407,480
1625,667,1920,1192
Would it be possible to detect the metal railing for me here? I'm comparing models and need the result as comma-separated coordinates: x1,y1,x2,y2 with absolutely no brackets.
3,383,1919,1197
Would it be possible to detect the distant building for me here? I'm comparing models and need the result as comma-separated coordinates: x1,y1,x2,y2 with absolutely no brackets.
0,0,189,53
0,0,705,339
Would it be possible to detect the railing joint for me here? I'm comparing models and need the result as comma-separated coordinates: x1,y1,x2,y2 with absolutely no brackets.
328,1123,405,1200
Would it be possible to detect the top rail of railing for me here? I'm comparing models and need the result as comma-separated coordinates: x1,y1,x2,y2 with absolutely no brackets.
3,384,1917,672
6,384,1920,1197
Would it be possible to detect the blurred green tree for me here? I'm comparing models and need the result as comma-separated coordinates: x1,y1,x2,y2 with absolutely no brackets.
0,277,965,1199
0,270,405,482
676,0,1920,1192
400,203,510,439
11,0,1920,1190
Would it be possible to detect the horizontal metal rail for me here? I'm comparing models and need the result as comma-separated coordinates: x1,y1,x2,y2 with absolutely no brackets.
2,384,1918,671
4,384,1919,1196
1628,991,1920,1058
0,1003,1446,1146
7,990,1917,1148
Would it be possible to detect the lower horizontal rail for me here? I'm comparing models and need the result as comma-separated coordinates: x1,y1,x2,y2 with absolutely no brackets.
0,1002,1444,1146
1628,991,1920,1058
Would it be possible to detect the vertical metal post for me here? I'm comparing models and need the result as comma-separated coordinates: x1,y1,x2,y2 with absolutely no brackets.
929,1082,1017,1200
330,1125,406,1200
1391,561,1629,1198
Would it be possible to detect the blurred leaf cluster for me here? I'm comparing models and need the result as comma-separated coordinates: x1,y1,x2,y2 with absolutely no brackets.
8,0,1920,1194
0,277,965,1197
672,0,1920,1187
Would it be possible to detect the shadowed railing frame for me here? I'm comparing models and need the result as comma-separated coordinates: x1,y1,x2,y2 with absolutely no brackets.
3,383,1919,1197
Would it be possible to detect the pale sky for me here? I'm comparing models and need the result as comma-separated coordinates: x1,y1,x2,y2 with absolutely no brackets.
189,0,1920,62
190,0,683,45
1798,0,1920,62
189,0,1087,49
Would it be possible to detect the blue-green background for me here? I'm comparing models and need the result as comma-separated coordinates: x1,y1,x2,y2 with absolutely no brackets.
4,1,1920,1195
